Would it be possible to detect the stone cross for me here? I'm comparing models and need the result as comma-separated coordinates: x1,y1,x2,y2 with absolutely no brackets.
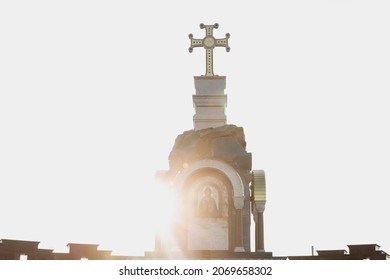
189,23,230,76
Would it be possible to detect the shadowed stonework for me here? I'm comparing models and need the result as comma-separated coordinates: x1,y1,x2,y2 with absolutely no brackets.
168,125,251,180
1,239,387,260
0,239,136,260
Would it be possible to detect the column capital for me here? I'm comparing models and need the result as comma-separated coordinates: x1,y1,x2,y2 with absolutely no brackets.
253,201,266,213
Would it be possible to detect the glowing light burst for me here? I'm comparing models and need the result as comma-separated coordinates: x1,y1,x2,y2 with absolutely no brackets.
150,179,187,258
152,182,179,237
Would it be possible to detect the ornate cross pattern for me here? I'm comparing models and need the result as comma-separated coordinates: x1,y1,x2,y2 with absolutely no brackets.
189,23,230,76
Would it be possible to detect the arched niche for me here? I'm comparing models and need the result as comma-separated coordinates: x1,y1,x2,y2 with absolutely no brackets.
172,159,246,252
173,159,245,201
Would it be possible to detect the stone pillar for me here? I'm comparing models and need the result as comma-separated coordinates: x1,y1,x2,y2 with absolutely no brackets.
233,196,245,252
253,201,266,252
193,76,227,130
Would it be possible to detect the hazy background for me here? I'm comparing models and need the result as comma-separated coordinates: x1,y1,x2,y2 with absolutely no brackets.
1,0,389,257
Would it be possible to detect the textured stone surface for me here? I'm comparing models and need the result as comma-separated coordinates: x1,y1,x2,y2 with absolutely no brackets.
168,124,252,179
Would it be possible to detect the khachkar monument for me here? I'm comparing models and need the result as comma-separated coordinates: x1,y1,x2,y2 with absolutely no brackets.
151,24,271,259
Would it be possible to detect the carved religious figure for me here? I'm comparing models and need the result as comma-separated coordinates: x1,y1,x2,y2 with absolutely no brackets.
198,187,218,218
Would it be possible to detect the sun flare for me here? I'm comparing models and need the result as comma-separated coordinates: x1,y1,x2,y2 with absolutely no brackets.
152,182,179,236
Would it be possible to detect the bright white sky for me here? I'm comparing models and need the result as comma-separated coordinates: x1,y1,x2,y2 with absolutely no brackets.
1,0,389,257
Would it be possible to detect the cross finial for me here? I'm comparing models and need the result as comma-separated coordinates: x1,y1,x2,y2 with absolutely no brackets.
189,23,230,76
